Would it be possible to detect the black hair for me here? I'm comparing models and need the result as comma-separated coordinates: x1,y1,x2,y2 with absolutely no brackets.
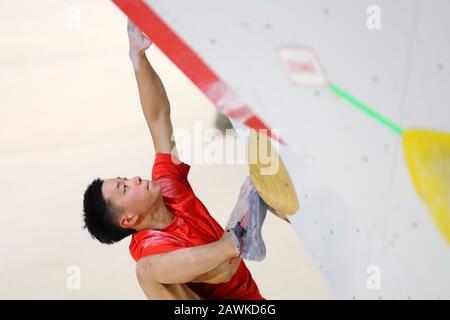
83,178,135,244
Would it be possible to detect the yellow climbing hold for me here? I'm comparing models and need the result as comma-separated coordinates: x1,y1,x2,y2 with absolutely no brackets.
248,129,299,218
403,129,450,244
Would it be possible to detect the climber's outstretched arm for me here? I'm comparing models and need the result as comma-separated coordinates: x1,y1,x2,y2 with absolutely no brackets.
128,20,178,156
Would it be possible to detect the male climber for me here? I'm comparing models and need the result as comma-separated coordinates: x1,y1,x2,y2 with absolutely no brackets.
82,21,269,300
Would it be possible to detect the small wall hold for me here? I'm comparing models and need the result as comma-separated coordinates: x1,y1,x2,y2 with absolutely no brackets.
214,112,233,132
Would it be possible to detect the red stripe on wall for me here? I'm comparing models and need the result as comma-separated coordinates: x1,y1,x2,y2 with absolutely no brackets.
112,0,282,143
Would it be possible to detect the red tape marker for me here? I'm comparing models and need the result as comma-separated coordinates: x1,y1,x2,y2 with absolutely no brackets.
112,0,283,143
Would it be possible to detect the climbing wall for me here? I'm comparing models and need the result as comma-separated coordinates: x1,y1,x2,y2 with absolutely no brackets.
112,0,450,298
